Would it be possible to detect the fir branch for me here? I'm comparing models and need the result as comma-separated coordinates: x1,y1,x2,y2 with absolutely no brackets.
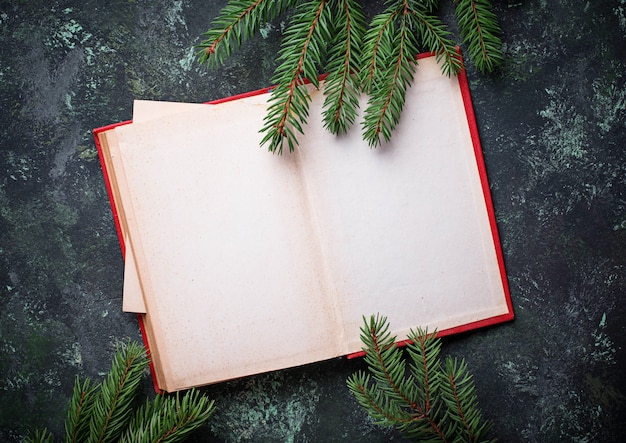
198,0,504,153
25,428,54,443
361,4,419,147
348,371,418,425
347,315,416,427
454,0,503,74
405,327,447,441
65,377,98,443
120,389,216,443
321,0,366,134
360,9,400,94
260,0,332,153
409,3,463,77
406,327,441,414
27,342,216,443
361,0,463,147
368,325,417,415
351,315,425,419
88,341,149,443
348,315,495,442
197,0,298,68
441,357,494,443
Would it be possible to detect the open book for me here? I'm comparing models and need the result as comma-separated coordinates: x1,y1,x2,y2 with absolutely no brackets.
95,54,513,393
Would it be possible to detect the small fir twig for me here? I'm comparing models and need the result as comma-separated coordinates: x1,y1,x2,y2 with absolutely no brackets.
89,341,149,443
197,0,300,68
259,0,333,153
347,314,495,442
64,376,98,443
26,428,54,443
321,0,366,135
360,7,418,147
120,389,215,443
454,0,503,74
361,1,463,146
27,342,215,443
197,0,503,153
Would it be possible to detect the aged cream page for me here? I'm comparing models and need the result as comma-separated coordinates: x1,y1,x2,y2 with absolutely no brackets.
119,98,271,314
114,100,340,391
96,128,148,314
297,57,510,353
118,101,206,314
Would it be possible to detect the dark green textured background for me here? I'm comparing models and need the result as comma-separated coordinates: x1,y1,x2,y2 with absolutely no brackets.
1,1,625,441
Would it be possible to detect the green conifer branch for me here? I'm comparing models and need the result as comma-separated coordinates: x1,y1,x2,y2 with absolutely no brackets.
441,357,494,442
360,9,400,94
348,315,495,442
361,4,418,147
197,0,298,68
88,341,149,443
25,428,54,443
260,0,331,153
120,389,216,443
405,327,447,441
406,327,442,412
354,315,428,419
321,0,365,134
454,0,503,74
28,342,215,443
64,377,98,443
198,0,504,152
410,4,464,77
347,315,420,426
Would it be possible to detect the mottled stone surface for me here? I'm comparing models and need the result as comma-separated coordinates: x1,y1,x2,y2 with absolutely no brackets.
1,0,625,441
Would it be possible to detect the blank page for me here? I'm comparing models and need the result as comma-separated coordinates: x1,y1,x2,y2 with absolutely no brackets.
297,57,510,352
115,101,342,391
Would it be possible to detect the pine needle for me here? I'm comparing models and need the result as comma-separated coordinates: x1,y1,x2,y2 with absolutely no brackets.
26,342,216,443
88,341,149,443
347,315,495,442
260,0,332,153
198,0,504,152
197,0,299,68
455,0,503,74
321,0,366,135
65,376,98,443
120,389,216,443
